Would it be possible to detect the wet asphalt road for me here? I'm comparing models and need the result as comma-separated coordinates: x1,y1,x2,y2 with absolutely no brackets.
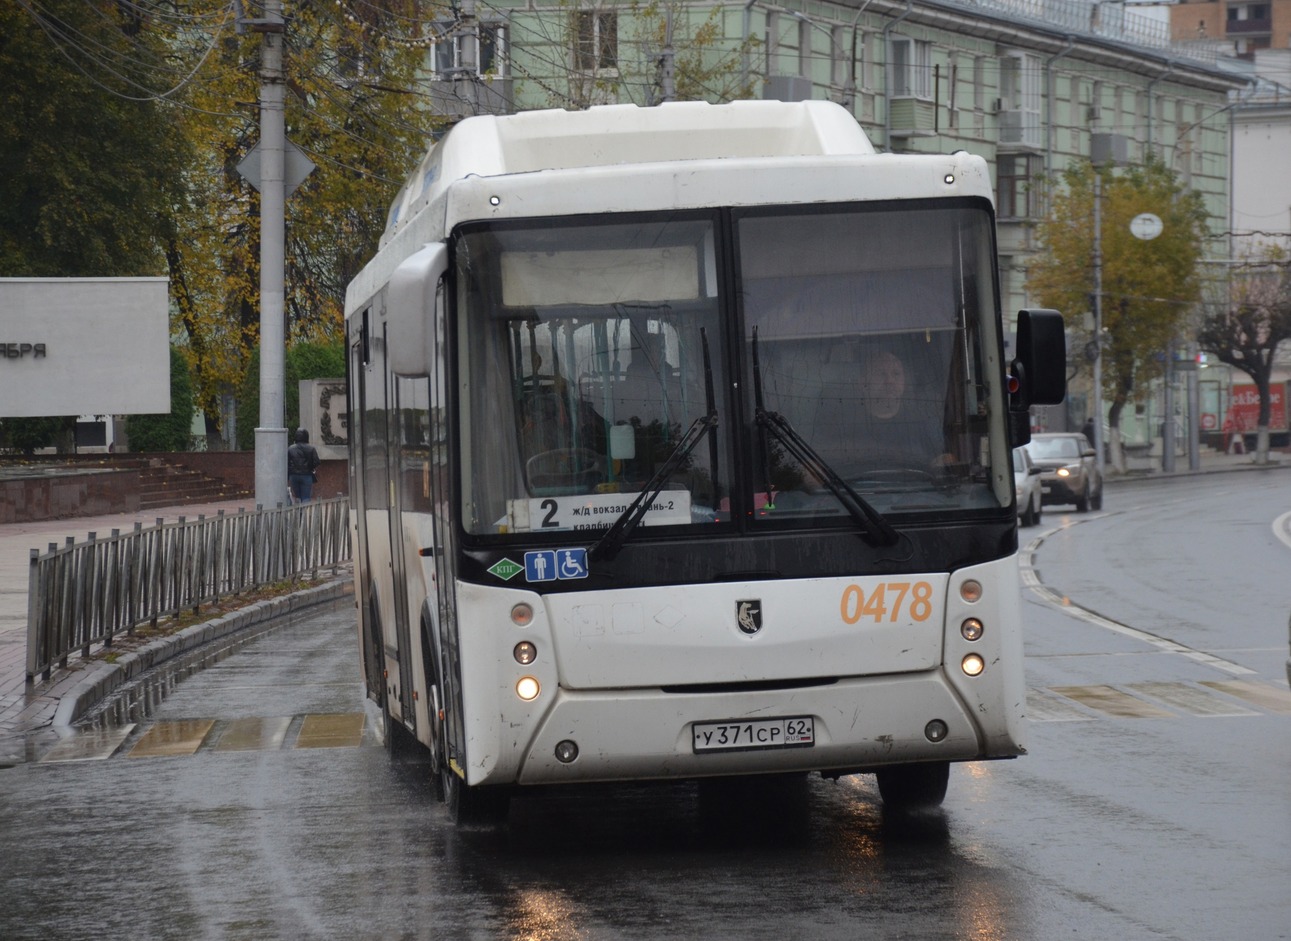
1,472,1288,940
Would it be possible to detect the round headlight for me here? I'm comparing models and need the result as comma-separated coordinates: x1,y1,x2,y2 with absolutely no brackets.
516,676,540,701
962,654,985,677
961,618,984,641
514,641,537,665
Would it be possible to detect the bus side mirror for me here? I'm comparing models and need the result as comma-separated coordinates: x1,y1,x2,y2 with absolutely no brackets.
387,242,449,377
1012,308,1066,407
1008,308,1065,448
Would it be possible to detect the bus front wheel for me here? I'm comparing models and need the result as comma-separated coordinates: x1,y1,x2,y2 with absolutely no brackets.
875,761,950,810
442,766,511,826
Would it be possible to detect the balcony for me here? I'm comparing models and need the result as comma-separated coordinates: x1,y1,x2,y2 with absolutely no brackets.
998,109,1043,149
1226,16,1272,34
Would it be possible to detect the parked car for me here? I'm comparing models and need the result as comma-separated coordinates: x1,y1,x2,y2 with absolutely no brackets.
1027,432,1103,512
1013,446,1043,527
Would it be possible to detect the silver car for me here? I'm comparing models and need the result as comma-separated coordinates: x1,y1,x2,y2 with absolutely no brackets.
1013,446,1043,527
1027,432,1103,513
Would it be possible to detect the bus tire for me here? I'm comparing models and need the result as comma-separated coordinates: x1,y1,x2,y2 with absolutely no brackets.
422,614,446,802
875,761,950,810
442,766,511,826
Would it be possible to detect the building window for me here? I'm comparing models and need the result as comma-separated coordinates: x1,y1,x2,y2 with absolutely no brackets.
432,23,507,78
998,51,1042,147
997,154,1042,219
574,11,617,71
831,25,848,87
890,37,931,98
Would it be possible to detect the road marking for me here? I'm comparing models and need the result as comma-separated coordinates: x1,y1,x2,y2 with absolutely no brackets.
38,724,136,762
1200,680,1291,714
1049,685,1176,719
1026,689,1095,722
1124,681,1258,717
37,713,374,762
296,713,366,748
1273,510,1291,551
127,718,217,758
1020,520,1257,677
1025,681,1291,721
215,716,293,751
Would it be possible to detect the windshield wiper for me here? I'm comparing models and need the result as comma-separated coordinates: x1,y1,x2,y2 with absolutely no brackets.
590,329,719,563
751,327,900,548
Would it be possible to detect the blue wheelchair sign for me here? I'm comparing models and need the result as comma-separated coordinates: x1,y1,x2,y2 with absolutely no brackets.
523,548,588,582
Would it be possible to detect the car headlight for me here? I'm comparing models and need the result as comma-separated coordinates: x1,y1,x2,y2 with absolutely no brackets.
1056,467,1071,478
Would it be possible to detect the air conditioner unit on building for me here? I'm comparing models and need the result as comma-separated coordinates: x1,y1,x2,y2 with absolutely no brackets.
1086,106,1101,122
991,97,1004,114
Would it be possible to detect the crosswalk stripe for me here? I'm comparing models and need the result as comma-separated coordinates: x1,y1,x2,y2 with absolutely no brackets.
296,713,366,748
1048,685,1177,719
1199,680,1291,714
38,724,136,762
1125,681,1258,717
215,716,294,751
127,718,217,758
1026,689,1095,722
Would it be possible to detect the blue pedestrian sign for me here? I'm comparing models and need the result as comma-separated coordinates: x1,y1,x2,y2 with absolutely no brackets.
523,548,588,582
524,550,557,582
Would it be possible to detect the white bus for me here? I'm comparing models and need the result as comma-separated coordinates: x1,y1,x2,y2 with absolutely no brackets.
344,100,1065,822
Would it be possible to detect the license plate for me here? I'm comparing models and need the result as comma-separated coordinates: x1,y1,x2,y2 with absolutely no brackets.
692,716,814,754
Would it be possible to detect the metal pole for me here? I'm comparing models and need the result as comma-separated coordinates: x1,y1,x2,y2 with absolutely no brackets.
254,0,288,508
1163,338,1176,473
1092,170,1105,479
1188,342,1201,470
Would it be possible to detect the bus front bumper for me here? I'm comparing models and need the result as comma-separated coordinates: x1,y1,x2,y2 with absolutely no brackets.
502,669,1023,786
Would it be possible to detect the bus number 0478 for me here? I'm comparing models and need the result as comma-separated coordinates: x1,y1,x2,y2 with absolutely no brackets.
839,581,934,625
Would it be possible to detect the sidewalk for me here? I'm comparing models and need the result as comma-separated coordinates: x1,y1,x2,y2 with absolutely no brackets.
0,497,290,765
0,447,1281,765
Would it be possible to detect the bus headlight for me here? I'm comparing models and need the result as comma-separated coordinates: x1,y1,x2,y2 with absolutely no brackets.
960,618,984,641
514,641,537,665
960,579,983,603
511,603,534,626
516,676,541,701
961,654,985,677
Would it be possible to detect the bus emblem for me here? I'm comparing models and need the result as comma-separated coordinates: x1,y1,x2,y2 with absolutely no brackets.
736,600,763,635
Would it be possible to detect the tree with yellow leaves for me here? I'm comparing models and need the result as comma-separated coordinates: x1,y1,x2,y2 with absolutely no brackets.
1028,157,1209,471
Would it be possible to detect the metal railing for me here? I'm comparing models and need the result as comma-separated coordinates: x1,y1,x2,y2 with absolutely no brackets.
26,497,352,683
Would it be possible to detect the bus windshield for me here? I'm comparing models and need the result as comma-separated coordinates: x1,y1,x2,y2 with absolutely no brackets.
456,203,1010,538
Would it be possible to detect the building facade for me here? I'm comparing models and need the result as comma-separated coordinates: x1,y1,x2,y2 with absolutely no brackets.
433,0,1245,325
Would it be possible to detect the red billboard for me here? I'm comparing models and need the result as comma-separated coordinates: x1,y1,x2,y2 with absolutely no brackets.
1225,383,1288,433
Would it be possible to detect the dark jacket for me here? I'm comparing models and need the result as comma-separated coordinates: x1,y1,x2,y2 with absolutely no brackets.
288,441,321,476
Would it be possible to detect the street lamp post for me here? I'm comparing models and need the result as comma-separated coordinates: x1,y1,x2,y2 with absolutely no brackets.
1092,169,1105,481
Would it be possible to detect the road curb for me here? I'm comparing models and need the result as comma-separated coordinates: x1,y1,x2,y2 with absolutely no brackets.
54,576,354,732
1106,459,1288,487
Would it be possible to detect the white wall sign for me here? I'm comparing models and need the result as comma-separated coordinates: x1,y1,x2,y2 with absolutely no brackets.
0,278,169,418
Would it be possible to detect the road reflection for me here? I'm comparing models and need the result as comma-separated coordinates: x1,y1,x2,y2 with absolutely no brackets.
432,769,1027,940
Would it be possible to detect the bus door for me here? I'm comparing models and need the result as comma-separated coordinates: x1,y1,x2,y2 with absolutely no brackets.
385,371,418,733
424,275,465,763
350,312,384,704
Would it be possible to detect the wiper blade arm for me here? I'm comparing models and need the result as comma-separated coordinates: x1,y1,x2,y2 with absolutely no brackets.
756,408,901,547
589,411,716,563
750,326,898,548
590,328,720,564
